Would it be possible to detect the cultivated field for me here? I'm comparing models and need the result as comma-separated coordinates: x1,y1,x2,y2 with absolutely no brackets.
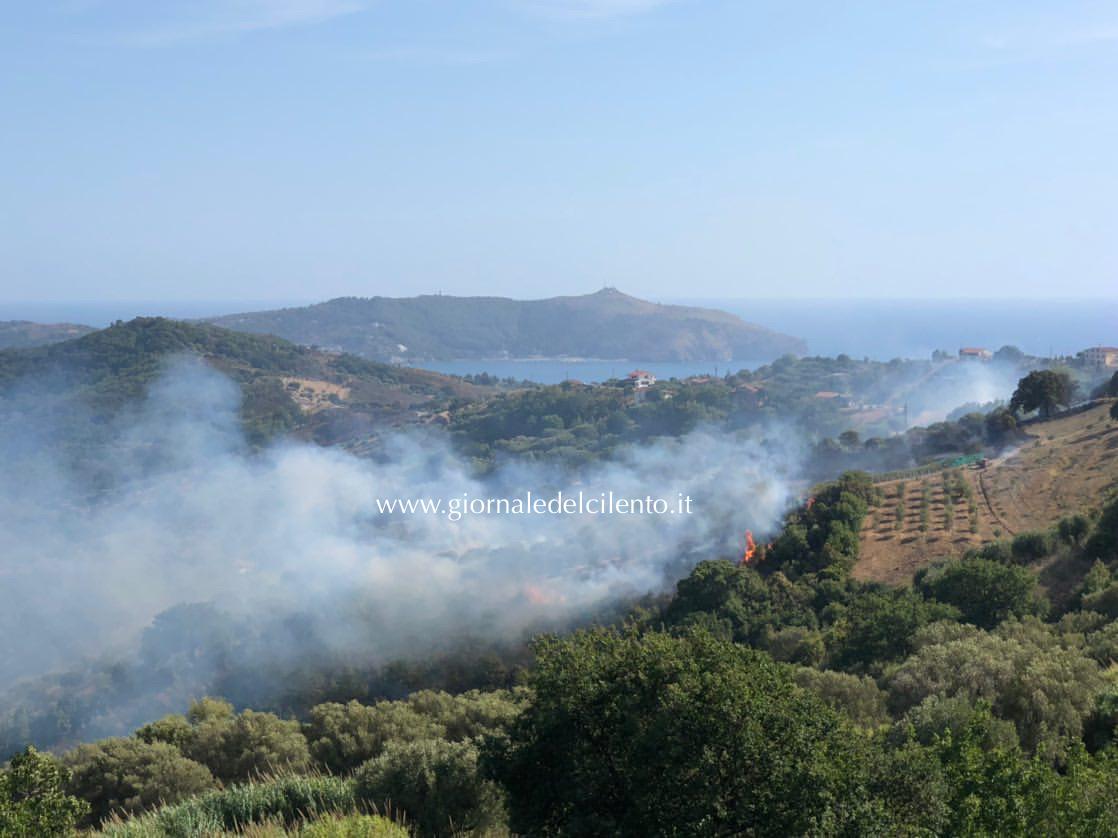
854,401,1118,586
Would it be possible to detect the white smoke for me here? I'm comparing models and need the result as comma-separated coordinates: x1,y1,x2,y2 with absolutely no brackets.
0,360,802,688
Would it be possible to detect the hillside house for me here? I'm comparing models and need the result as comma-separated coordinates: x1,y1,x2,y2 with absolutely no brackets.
627,370,656,389
958,347,992,362
1081,346,1118,368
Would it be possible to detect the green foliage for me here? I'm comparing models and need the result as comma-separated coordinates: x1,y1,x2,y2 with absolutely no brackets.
486,627,883,837
403,689,527,743
63,737,215,824
890,695,1019,751
790,667,890,728
306,702,443,776
1058,514,1092,546
95,775,358,837
887,620,1104,751
1010,369,1075,418
825,586,960,670
1082,583,1118,619
662,561,816,644
916,558,1047,628
767,471,876,577
0,746,88,837
140,699,310,784
1011,530,1056,564
299,814,409,838
354,739,505,837
1085,494,1118,563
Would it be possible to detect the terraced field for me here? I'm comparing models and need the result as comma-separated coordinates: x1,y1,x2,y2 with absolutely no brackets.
854,401,1118,586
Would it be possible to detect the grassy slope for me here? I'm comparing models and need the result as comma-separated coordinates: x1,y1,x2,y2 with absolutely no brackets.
855,401,1118,586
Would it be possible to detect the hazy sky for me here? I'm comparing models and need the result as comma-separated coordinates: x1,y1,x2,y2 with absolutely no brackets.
2,1,1116,302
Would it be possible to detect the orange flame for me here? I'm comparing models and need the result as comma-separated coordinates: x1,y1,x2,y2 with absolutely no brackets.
739,530,757,566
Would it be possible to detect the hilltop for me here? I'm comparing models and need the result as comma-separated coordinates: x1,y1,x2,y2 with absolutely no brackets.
0,319,95,349
206,288,806,363
0,318,493,449
855,400,1118,587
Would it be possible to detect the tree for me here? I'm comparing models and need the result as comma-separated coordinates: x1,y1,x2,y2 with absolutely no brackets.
887,623,1103,752
984,407,1018,444
306,701,444,775
140,698,310,783
916,558,1046,629
485,628,883,837
1111,400,1118,422
994,345,1026,363
63,738,215,824
0,747,88,836
355,739,505,837
826,587,959,671
1010,370,1074,418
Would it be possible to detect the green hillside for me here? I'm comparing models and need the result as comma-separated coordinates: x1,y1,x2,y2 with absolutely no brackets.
207,288,807,362
0,317,492,448
0,320,95,350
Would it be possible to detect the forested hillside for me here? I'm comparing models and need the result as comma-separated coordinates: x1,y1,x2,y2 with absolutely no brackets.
0,317,493,452
207,288,807,363
0,320,94,350
6,469,1118,836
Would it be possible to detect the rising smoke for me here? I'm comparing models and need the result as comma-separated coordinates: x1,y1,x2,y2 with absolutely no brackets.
0,360,802,741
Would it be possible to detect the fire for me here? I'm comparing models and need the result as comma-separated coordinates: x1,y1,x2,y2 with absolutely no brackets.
738,530,757,566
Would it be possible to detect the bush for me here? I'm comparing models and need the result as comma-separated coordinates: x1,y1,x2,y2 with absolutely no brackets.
306,702,444,775
1059,515,1092,546
1082,583,1118,620
355,739,505,837
916,558,1047,629
791,668,890,728
889,695,1018,751
1011,531,1055,564
486,628,884,836
63,738,215,824
96,775,357,837
300,814,409,838
143,699,311,783
887,623,1104,751
0,746,88,836
404,689,526,743
826,587,960,670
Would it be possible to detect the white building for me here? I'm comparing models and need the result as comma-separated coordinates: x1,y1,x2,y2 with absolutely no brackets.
1081,346,1118,368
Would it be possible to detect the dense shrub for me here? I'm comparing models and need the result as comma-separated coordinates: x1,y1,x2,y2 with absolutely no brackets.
63,738,215,824
486,628,885,836
825,587,959,670
0,746,88,836
887,622,1104,751
791,667,890,728
916,558,1047,628
140,699,310,783
96,775,357,837
306,702,443,775
1011,531,1055,564
355,739,505,837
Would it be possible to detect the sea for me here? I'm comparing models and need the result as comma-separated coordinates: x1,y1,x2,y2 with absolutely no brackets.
2,298,1114,385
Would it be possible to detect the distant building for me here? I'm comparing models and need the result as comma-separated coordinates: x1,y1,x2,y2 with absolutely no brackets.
1081,346,1118,368
958,347,992,362
735,382,766,408
627,370,656,389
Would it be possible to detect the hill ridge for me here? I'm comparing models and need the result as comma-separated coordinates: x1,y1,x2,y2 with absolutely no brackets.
207,289,806,363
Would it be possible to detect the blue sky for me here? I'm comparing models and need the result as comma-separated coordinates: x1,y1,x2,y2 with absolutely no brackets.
1,1,1116,302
